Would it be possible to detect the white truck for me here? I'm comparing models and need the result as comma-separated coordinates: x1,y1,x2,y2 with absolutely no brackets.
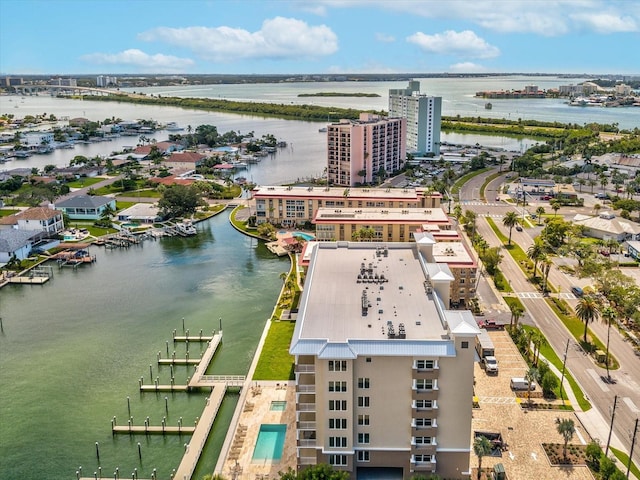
482,356,499,374
476,329,498,374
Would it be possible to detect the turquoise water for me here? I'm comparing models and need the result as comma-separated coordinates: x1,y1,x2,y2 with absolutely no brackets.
269,401,287,411
0,213,288,480
278,231,316,241
251,424,287,461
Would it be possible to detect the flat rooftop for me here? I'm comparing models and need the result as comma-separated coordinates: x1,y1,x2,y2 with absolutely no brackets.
295,242,447,344
314,207,449,224
431,241,476,267
252,186,441,201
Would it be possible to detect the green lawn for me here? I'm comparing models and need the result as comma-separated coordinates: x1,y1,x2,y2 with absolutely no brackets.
610,447,640,480
116,201,137,211
521,325,591,411
503,296,525,312
65,177,105,188
119,189,162,198
0,208,21,217
252,321,296,380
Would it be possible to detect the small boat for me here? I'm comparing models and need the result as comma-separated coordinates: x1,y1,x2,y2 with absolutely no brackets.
485,102,492,110
165,122,184,131
318,127,327,132
175,219,197,236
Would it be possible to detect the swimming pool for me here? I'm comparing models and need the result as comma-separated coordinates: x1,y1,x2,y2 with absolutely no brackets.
252,424,287,462
278,230,316,241
270,400,287,411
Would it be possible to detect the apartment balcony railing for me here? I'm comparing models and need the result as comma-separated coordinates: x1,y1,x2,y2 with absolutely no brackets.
298,456,316,466
297,384,316,394
296,364,315,373
297,421,316,430
297,439,317,448
297,403,316,412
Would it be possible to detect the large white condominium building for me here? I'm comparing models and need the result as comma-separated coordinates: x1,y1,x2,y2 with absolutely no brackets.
290,241,479,479
389,81,442,156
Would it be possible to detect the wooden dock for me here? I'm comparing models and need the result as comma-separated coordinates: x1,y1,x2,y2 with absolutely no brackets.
112,425,195,435
139,384,189,392
7,275,50,285
158,358,200,365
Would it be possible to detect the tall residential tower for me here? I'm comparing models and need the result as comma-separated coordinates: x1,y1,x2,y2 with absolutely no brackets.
389,81,442,156
327,113,406,187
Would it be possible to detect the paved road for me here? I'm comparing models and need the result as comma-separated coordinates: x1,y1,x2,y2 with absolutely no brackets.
459,170,640,468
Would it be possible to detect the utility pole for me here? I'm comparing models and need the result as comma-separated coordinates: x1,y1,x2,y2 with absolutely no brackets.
559,339,569,403
606,395,618,457
628,418,638,479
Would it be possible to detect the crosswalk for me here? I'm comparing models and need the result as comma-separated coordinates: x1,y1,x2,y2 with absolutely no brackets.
477,396,517,404
461,201,502,207
515,292,576,300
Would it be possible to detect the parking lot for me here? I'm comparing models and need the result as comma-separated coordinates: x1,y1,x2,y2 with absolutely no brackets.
472,330,595,480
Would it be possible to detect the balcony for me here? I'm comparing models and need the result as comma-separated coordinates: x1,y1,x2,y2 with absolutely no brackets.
296,364,315,373
412,389,438,401
412,369,439,381
298,456,316,466
410,457,436,473
297,421,316,430
411,420,437,430
297,403,316,412
297,384,316,394
297,439,317,448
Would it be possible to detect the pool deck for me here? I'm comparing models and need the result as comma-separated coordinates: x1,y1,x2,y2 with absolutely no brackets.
220,381,298,479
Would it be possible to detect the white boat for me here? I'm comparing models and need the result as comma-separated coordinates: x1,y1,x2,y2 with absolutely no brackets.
175,219,197,236
165,122,184,131
318,127,327,132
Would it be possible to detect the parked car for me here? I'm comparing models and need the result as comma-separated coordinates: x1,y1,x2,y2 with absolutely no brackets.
571,286,584,297
482,356,499,374
510,377,535,391
515,225,523,232
541,195,551,200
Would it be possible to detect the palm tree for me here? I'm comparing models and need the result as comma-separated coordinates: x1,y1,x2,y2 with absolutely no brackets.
525,366,540,407
473,435,492,479
527,241,546,279
578,178,586,192
502,211,519,245
593,203,602,216
556,418,575,460
535,206,545,225
510,305,525,329
600,175,608,195
541,256,552,294
575,295,600,344
550,200,561,217
601,306,616,381
530,330,547,366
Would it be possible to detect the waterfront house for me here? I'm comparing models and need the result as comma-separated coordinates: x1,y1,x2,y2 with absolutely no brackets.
55,195,116,221
163,151,206,171
0,229,39,263
116,203,163,224
134,141,181,157
0,206,64,234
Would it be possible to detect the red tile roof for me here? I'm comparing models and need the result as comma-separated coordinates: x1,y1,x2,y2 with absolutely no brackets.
167,152,206,163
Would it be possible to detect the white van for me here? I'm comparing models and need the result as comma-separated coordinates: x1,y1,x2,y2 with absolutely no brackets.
510,377,535,391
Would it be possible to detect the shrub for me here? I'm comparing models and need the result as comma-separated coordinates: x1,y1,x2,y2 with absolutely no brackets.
541,371,559,397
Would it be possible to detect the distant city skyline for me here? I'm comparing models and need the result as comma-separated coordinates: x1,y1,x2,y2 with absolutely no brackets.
1,0,639,76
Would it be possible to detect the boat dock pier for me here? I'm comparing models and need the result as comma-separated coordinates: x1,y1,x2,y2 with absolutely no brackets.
80,325,243,480
5,265,54,285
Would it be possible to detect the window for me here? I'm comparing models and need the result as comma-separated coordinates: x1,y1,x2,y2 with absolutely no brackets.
329,418,347,429
413,454,432,463
329,455,348,466
329,437,348,448
461,341,469,349
415,400,433,409
329,400,347,411
415,360,435,370
329,381,347,392
328,360,347,372
415,418,433,428
357,451,370,462
357,433,370,444
357,396,370,407
357,378,370,389
415,436,432,445
365,357,372,363
358,414,370,426
416,379,434,390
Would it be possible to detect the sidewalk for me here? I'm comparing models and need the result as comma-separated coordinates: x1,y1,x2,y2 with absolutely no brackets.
540,353,638,480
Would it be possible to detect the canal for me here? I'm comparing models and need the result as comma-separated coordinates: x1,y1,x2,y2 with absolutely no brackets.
0,213,288,480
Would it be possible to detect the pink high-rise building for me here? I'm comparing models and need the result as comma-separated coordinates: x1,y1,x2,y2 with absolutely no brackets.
327,113,406,187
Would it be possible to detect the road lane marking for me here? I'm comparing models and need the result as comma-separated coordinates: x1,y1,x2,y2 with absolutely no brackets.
587,368,610,392
623,397,639,414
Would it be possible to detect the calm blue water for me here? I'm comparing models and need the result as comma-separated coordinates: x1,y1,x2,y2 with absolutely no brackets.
251,424,287,461
0,213,288,480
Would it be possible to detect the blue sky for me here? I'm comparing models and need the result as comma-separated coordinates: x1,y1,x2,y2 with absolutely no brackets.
1,0,639,75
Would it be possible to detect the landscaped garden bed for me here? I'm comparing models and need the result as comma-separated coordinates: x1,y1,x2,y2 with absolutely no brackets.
542,443,587,466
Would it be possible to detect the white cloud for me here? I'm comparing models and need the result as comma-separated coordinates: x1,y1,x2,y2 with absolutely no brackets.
407,30,500,59
317,0,639,36
570,12,638,33
375,33,395,43
139,17,338,62
81,49,194,70
449,62,487,73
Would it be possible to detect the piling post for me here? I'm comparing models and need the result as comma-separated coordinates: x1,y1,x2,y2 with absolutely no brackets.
166,340,169,356
96,441,100,461
170,365,174,377
186,329,189,339
186,351,189,361
99,466,102,478
94,472,98,480
182,317,185,332
178,417,182,434
165,396,168,414
157,351,161,361
139,377,143,387
173,329,177,341
199,329,203,340
128,419,131,433
149,364,153,381
137,442,142,460
185,340,189,352
127,396,131,417
162,417,166,434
